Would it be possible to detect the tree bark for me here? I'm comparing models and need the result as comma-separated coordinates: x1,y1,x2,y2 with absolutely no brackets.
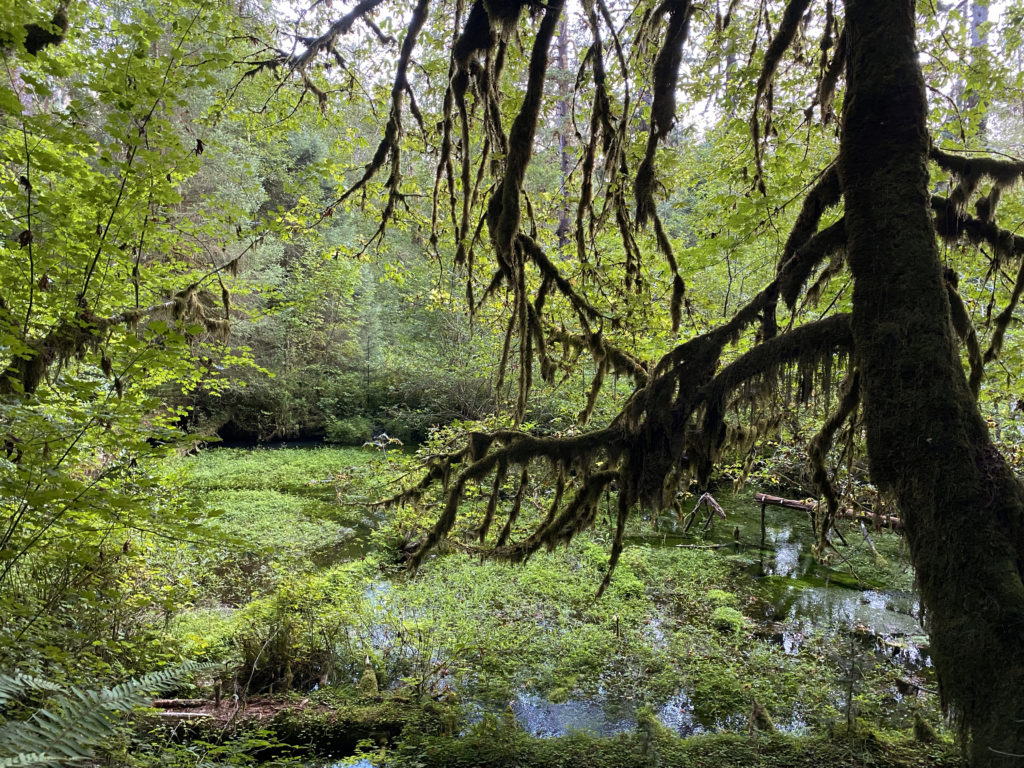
841,1,1024,763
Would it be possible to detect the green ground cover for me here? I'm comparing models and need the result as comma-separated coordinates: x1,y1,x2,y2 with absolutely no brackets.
127,445,955,766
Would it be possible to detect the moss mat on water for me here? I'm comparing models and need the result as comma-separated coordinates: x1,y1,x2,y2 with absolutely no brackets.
387,726,962,768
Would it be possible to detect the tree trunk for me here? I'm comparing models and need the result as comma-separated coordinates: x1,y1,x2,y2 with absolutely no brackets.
841,1,1024,763
555,18,572,251
969,0,990,137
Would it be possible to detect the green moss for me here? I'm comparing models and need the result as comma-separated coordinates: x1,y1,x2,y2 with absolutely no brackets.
160,448,944,742
711,606,746,634
707,589,739,607
390,724,965,768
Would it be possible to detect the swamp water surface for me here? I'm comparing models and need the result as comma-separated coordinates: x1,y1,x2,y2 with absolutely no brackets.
185,448,932,745
496,496,928,738
370,494,927,739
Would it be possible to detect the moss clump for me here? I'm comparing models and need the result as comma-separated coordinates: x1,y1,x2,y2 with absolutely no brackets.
712,606,746,634
707,589,739,607
912,711,937,743
360,656,380,698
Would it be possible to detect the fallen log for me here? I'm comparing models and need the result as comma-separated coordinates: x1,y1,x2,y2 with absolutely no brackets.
152,698,206,708
753,492,815,511
840,508,903,530
753,492,816,547
753,493,902,530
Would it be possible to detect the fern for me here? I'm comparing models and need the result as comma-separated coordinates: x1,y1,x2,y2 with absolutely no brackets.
0,663,209,767
0,753,65,768
0,676,64,709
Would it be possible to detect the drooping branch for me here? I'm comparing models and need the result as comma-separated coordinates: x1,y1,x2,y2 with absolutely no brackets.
487,1,565,260
985,258,1024,366
0,270,236,398
750,0,813,193
406,427,617,568
243,0,388,76
700,313,852,407
330,0,432,239
771,164,844,339
929,193,1024,368
778,218,846,310
943,268,984,395
547,328,650,387
635,0,694,227
930,146,1024,190
470,0,566,421
816,15,845,122
808,370,859,546
931,195,1024,261
402,285,854,586
430,0,467,249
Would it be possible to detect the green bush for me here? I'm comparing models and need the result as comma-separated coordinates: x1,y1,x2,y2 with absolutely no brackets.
326,415,374,445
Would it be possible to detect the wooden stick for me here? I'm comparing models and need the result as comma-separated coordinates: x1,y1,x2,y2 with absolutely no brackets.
859,521,883,560
157,711,211,719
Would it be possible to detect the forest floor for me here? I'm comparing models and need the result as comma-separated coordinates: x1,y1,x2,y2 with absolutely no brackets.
135,445,960,767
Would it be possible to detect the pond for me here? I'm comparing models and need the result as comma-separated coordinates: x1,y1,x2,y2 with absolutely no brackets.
174,447,937,752
481,493,929,738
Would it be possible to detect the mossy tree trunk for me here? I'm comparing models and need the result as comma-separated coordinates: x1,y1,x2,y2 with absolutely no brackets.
841,1,1024,762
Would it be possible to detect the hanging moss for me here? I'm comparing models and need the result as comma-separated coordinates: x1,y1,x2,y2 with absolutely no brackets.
808,372,859,545
750,0,813,193
635,0,694,225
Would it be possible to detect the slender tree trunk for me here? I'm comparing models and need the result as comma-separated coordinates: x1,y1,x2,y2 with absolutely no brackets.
841,1,1024,763
969,0,990,137
555,18,572,251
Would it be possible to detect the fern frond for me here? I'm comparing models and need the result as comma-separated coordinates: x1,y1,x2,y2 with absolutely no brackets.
0,752,65,768
0,675,64,709
0,663,212,767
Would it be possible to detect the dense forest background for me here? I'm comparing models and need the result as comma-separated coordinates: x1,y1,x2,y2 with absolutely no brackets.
2,0,1024,765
